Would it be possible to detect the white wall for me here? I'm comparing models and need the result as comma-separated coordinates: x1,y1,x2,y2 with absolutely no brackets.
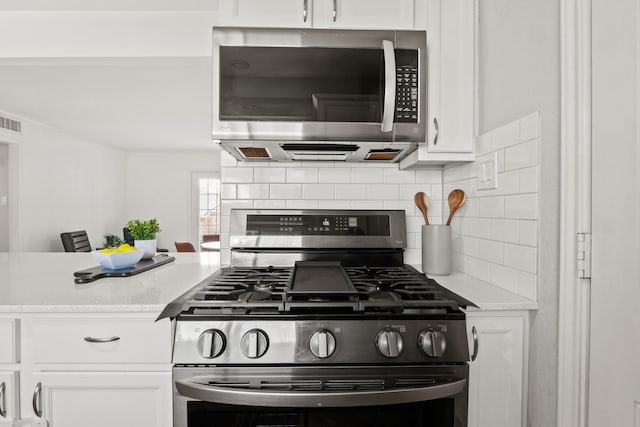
0,143,8,251
125,151,220,251
444,113,540,300
219,151,443,267
15,120,127,251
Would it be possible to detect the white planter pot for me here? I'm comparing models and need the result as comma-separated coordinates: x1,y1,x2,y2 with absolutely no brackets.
134,239,157,260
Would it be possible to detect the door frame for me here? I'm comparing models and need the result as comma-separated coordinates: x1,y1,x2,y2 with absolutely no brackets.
557,0,592,425
0,123,22,253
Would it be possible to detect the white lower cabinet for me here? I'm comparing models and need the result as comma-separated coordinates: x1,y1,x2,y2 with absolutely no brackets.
16,314,173,427
466,311,529,427
30,372,172,427
0,371,19,426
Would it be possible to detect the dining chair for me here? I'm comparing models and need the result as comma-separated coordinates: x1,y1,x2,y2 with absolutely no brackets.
60,230,92,252
175,242,197,252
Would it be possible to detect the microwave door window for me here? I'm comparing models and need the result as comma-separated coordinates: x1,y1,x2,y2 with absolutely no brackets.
219,46,383,123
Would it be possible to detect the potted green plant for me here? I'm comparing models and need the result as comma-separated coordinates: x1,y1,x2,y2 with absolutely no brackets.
126,218,161,259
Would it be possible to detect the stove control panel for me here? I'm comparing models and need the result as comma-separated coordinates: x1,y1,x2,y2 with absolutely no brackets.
246,214,390,236
173,319,469,365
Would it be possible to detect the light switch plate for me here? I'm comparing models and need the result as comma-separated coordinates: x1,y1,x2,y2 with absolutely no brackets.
0,195,7,206
477,152,498,191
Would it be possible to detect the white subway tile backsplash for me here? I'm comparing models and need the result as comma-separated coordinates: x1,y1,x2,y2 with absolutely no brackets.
352,168,384,184
220,152,237,167
237,184,270,199
478,196,505,218
477,239,504,264
366,184,400,200
519,220,537,247
491,121,519,151
222,167,254,183
519,166,538,193
254,167,286,183
444,112,539,300
318,200,351,209
505,194,537,220
416,168,444,184
221,184,237,200
490,219,520,244
383,168,415,184
335,184,367,200
351,200,384,209
398,184,433,201
519,111,539,142
504,139,538,171
489,264,519,294
504,243,537,274
221,199,254,215
318,168,351,183
253,199,287,209
286,168,318,183
270,184,302,199
302,184,335,199
286,200,319,209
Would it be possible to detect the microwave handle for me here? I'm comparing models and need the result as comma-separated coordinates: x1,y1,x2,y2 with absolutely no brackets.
381,40,396,133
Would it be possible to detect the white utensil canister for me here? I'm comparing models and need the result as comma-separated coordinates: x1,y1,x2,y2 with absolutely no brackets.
421,225,452,276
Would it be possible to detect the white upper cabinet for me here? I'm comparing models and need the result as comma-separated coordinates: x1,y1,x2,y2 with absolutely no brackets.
400,0,477,167
218,0,313,28
312,0,415,29
218,0,417,30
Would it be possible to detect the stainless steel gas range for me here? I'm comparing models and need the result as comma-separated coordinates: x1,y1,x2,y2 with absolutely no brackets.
159,209,476,427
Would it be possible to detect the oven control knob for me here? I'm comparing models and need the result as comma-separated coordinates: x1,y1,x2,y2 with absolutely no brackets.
241,329,269,359
419,330,447,358
309,330,336,359
376,329,403,358
197,329,226,359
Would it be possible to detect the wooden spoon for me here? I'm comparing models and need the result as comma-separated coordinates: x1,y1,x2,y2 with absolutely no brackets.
414,192,430,225
446,189,466,225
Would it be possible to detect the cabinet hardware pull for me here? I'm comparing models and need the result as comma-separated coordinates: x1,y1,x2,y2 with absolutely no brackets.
0,382,6,418
303,0,308,22
433,117,439,146
84,336,120,343
471,326,479,361
32,382,42,418
332,0,337,21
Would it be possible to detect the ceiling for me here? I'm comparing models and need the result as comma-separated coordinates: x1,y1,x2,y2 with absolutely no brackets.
0,1,219,151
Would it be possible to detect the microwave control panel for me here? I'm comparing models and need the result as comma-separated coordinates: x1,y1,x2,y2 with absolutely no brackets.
394,49,419,123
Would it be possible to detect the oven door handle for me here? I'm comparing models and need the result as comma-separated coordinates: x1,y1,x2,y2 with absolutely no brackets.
175,378,466,408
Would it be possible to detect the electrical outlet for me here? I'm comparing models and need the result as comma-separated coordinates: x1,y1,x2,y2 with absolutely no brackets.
477,152,498,190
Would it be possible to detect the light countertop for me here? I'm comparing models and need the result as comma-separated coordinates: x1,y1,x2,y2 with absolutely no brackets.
425,271,538,311
0,252,220,313
0,253,536,314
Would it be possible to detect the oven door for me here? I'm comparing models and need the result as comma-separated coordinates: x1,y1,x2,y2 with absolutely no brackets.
173,365,468,427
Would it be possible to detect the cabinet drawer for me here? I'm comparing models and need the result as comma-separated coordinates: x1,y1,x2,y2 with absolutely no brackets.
33,317,171,364
0,319,19,364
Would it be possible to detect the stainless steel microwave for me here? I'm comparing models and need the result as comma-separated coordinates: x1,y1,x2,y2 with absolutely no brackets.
212,27,427,162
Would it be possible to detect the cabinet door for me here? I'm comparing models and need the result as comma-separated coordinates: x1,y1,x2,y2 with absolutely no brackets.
466,313,527,427
0,371,18,426
400,0,476,167
312,0,415,29
218,0,312,28
31,372,172,427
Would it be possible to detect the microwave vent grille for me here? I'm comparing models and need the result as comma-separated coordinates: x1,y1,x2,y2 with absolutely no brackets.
237,147,271,159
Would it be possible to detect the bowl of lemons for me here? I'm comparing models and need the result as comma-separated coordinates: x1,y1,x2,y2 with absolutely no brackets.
92,243,145,270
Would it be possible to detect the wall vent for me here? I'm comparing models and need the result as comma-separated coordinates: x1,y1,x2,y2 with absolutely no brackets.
0,115,21,133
